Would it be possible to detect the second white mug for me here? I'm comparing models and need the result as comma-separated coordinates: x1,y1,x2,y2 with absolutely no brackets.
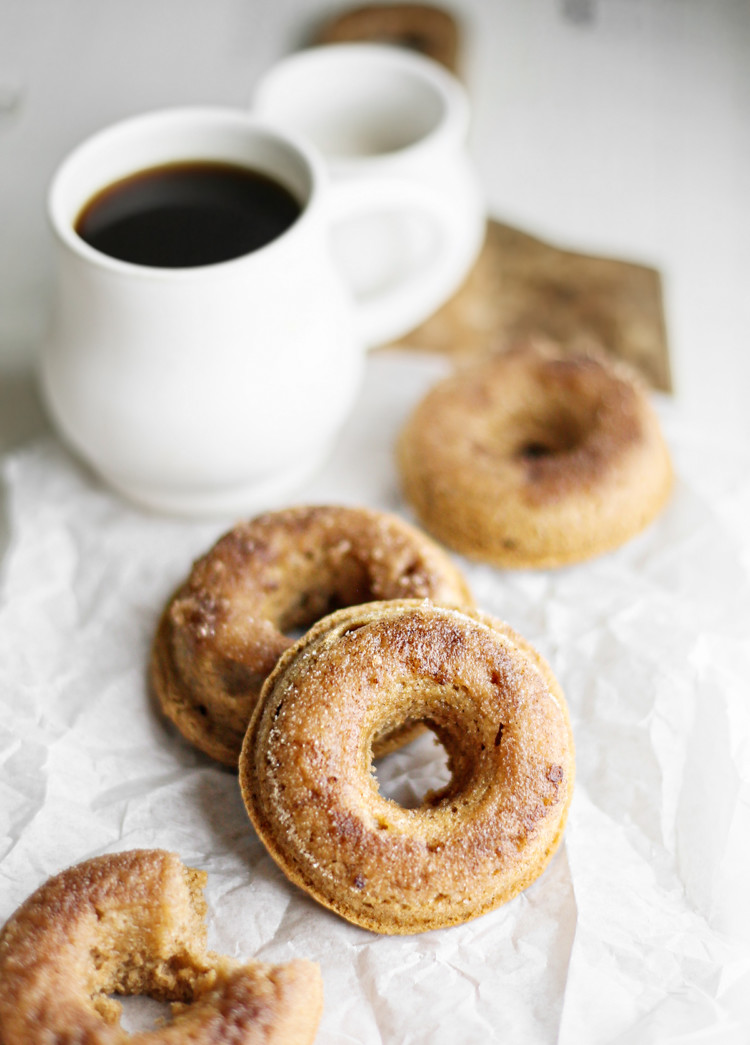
253,43,486,346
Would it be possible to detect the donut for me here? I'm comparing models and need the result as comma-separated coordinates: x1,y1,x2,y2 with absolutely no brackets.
151,505,473,767
316,4,460,73
239,599,574,935
0,849,323,1044
397,343,673,568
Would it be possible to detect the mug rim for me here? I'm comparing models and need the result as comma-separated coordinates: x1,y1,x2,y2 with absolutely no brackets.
47,106,326,280
252,42,471,172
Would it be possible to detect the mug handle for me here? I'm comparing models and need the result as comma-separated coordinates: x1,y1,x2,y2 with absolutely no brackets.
328,177,480,347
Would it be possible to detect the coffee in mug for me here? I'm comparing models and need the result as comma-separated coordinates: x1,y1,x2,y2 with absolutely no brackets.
75,161,302,268
41,106,471,516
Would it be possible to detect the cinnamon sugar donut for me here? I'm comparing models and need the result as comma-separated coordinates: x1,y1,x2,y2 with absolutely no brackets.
317,4,460,73
397,344,673,568
0,849,323,1044
151,505,473,767
239,599,574,935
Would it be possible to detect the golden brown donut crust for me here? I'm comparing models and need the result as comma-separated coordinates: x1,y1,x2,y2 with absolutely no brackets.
397,344,673,568
317,4,460,73
151,505,473,767
0,849,323,1044
239,599,574,935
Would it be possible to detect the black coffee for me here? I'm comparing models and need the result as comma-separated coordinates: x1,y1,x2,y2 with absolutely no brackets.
75,161,302,268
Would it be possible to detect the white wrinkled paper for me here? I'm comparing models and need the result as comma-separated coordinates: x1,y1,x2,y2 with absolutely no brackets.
1,351,749,1043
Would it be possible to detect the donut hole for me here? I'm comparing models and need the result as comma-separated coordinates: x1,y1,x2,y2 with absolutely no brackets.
520,441,554,460
276,562,377,640
513,407,587,463
369,681,491,812
276,549,437,642
374,727,452,809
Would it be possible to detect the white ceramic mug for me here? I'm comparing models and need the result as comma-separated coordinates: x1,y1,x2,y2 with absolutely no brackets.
253,43,486,346
40,106,465,517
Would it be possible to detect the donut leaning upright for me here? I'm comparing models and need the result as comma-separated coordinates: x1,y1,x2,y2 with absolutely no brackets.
240,599,574,935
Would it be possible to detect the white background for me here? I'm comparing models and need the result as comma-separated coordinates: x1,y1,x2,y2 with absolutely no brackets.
0,0,748,449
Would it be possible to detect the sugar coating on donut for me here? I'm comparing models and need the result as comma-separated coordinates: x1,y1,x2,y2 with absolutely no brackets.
151,505,473,767
0,849,323,1045
397,344,673,568
239,600,574,935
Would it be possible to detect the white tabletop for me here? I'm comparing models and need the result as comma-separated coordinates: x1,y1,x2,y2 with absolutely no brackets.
1,0,748,452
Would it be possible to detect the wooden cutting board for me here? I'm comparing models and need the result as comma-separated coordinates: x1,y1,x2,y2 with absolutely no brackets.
313,3,672,391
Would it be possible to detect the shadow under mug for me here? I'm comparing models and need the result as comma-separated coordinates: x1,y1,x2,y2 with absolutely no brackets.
40,106,465,517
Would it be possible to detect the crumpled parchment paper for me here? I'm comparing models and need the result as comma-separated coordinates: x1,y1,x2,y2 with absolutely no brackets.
1,350,749,1044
